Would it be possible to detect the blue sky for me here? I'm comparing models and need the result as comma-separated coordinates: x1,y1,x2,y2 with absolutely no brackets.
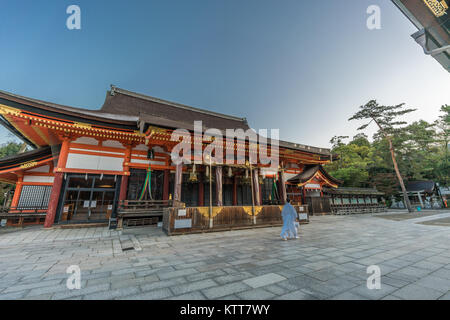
0,0,449,148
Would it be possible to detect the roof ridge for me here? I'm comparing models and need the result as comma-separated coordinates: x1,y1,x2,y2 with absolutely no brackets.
110,85,248,123
110,85,247,122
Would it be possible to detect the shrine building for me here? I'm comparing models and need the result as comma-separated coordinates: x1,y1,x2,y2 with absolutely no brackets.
0,86,341,231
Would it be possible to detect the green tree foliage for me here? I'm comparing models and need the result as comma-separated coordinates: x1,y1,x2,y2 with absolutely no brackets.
0,141,24,205
326,104,450,203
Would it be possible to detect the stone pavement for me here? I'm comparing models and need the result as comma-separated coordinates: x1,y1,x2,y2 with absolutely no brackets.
0,211,449,300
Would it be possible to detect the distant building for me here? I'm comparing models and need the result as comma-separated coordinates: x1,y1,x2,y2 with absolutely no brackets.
392,0,450,72
391,180,445,209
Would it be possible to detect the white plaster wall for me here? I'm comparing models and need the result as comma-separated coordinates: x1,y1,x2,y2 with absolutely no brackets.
23,176,54,183
27,165,50,173
129,159,166,166
72,137,98,145
66,153,123,171
133,144,148,151
98,156,124,171
102,140,125,149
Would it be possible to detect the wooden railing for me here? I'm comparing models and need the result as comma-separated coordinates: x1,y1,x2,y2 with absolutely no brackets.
116,200,174,228
331,203,387,215
0,206,48,216
0,206,48,227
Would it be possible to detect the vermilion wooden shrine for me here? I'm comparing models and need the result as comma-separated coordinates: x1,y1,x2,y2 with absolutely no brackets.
0,86,340,231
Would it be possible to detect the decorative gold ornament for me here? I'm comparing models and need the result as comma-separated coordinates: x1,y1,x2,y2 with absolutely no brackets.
254,206,263,216
242,206,253,216
19,161,38,169
0,105,21,116
423,0,448,17
72,122,92,130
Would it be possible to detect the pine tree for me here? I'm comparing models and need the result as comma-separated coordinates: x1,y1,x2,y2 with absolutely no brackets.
349,100,416,212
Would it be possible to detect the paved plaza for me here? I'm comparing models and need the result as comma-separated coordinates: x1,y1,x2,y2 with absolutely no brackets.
0,211,449,300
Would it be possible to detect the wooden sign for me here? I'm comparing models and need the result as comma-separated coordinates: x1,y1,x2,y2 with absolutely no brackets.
108,218,118,229
174,219,192,229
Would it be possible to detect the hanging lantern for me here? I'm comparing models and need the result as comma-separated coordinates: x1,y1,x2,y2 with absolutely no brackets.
206,166,210,177
227,167,232,178
245,169,248,179
188,165,198,183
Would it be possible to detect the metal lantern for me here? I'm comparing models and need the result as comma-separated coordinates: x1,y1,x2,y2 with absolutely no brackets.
188,164,198,183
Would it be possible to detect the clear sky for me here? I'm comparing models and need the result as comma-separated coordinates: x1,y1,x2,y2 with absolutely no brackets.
0,0,449,148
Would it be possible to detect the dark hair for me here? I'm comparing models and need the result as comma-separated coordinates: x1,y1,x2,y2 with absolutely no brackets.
286,197,291,203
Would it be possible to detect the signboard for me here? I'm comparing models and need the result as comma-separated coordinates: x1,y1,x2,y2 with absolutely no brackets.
63,206,70,213
299,206,304,211
178,209,187,217
107,204,113,210
90,201,97,208
174,219,192,229
305,183,321,189
1,219,6,227
299,213,308,220
108,218,118,230
83,201,90,208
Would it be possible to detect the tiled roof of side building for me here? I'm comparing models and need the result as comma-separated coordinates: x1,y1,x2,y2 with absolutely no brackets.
0,146,57,169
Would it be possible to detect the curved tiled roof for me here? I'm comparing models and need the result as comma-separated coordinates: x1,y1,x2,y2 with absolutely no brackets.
0,146,57,170
101,86,250,131
287,165,342,186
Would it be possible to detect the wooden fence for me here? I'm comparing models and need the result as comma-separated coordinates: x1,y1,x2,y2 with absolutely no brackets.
163,204,309,235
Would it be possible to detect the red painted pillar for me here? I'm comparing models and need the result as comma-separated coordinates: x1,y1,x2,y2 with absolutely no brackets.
44,137,70,228
10,175,23,209
216,166,223,206
253,169,261,206
302,187,306,204
232,175,238,206
198,175,204,206
174,163,182,202
119,175,129,201
163,169,170,201
279,170,287,204
119,145,132,201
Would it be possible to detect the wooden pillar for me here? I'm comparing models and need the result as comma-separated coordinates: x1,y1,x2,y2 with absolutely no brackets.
216,166,223,206
174,163,182,202
11,175,23,209
279,170,287,204
417,192,424,207
119,144,132,201
44,136,70,228
253,169,261,206
232,175,238,206
198,173,204,206
163,169,170,201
